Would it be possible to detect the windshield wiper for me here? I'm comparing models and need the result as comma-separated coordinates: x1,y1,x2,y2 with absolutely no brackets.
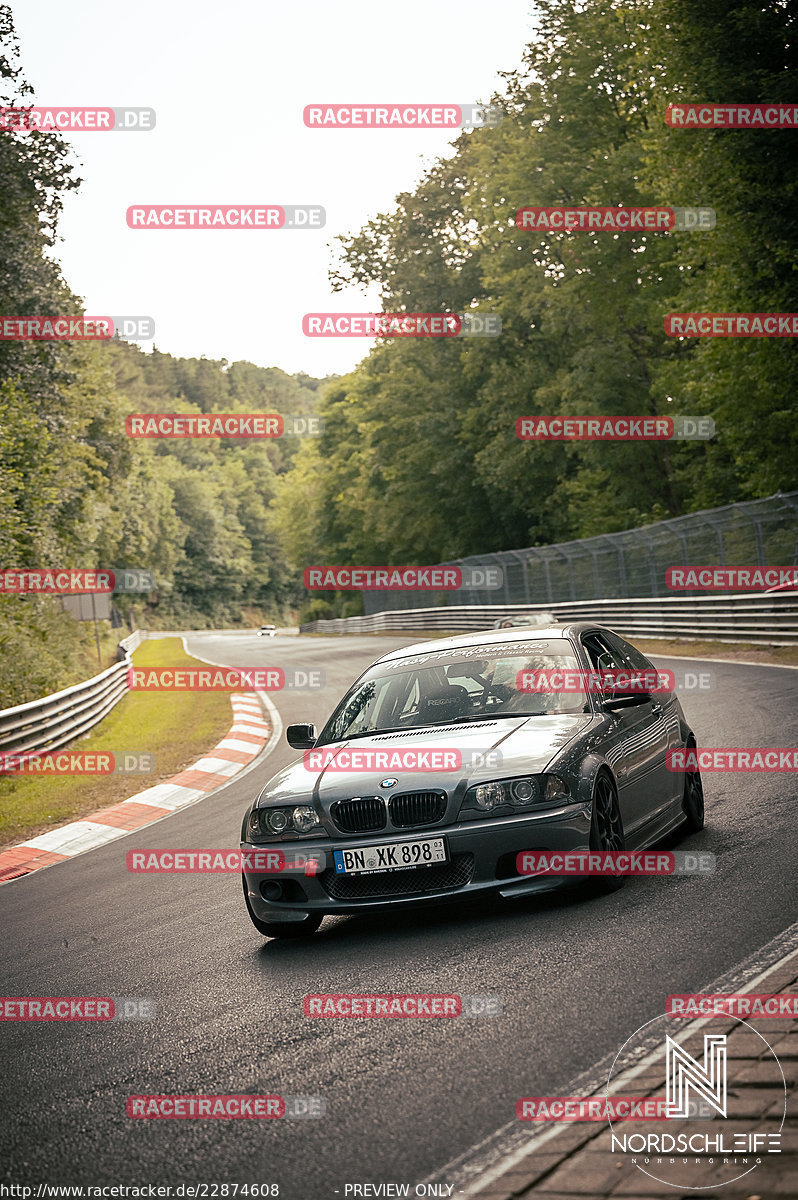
322,726,409,744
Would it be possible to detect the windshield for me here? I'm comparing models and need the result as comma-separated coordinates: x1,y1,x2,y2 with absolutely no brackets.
316,639,588,744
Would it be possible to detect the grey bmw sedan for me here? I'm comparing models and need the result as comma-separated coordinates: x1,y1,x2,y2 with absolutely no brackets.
241,623,704,938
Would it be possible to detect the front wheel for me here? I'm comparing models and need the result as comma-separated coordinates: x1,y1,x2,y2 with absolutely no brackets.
242,877,323,939
682,745,705,832
588,772,625,893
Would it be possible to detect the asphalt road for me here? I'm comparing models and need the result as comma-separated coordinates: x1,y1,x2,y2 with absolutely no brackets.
1,632,797,1196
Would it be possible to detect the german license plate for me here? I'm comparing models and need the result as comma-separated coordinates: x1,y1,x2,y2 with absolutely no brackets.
333,837,447,875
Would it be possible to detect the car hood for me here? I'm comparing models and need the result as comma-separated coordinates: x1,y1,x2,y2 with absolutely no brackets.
255,714,593,807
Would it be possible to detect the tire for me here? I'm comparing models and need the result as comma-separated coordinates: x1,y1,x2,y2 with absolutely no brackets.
588,771,625,893
681,742,705,833
242,876,323,939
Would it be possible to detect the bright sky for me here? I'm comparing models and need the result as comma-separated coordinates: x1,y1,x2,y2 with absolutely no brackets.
15,0,537,378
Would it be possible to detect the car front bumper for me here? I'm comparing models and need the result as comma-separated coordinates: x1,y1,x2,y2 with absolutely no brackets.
241,802,592,923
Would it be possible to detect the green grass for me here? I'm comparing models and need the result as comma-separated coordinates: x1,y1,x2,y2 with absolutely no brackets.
0,638,238,850
631,637,798,667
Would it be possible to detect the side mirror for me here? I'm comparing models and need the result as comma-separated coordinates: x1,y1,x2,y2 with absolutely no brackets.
286,723,316,749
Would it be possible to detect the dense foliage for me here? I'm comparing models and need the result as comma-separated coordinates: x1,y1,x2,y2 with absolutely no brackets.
0,7,329,702
274,0,798,586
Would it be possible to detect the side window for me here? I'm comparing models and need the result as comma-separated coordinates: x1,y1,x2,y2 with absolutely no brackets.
581,632,624,671
581,631,654,705
604,632,674,697
604,632,654,672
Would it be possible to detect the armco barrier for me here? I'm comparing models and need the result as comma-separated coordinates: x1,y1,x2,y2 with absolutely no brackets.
299,593,798,644
0,629,146,761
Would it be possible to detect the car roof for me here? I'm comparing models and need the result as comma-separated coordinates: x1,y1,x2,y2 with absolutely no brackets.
374,621,611,664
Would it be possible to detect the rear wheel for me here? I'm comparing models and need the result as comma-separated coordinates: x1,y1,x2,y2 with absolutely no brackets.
588,772,625,893
242,876,323,939
682,743,705,832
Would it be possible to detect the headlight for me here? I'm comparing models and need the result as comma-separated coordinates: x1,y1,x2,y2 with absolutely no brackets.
474,782,505,810
248,804,322,839
462,774,568,816
292,805,319,833
472,776,541,809
543,775,569,803
511,778,539,805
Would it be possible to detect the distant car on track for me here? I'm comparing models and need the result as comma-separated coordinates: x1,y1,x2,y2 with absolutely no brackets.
493,613,558,628
241,622,704,939
257,624,277,637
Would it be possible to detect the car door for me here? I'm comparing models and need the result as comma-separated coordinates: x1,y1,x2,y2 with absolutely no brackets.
604,630,683,813
580,631,670,839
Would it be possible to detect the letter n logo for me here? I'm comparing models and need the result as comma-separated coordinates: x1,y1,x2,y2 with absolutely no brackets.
666,1034,727,1118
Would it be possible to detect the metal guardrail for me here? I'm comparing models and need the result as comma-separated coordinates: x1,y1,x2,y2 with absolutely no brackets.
0,629,146,761
300,593,798,645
